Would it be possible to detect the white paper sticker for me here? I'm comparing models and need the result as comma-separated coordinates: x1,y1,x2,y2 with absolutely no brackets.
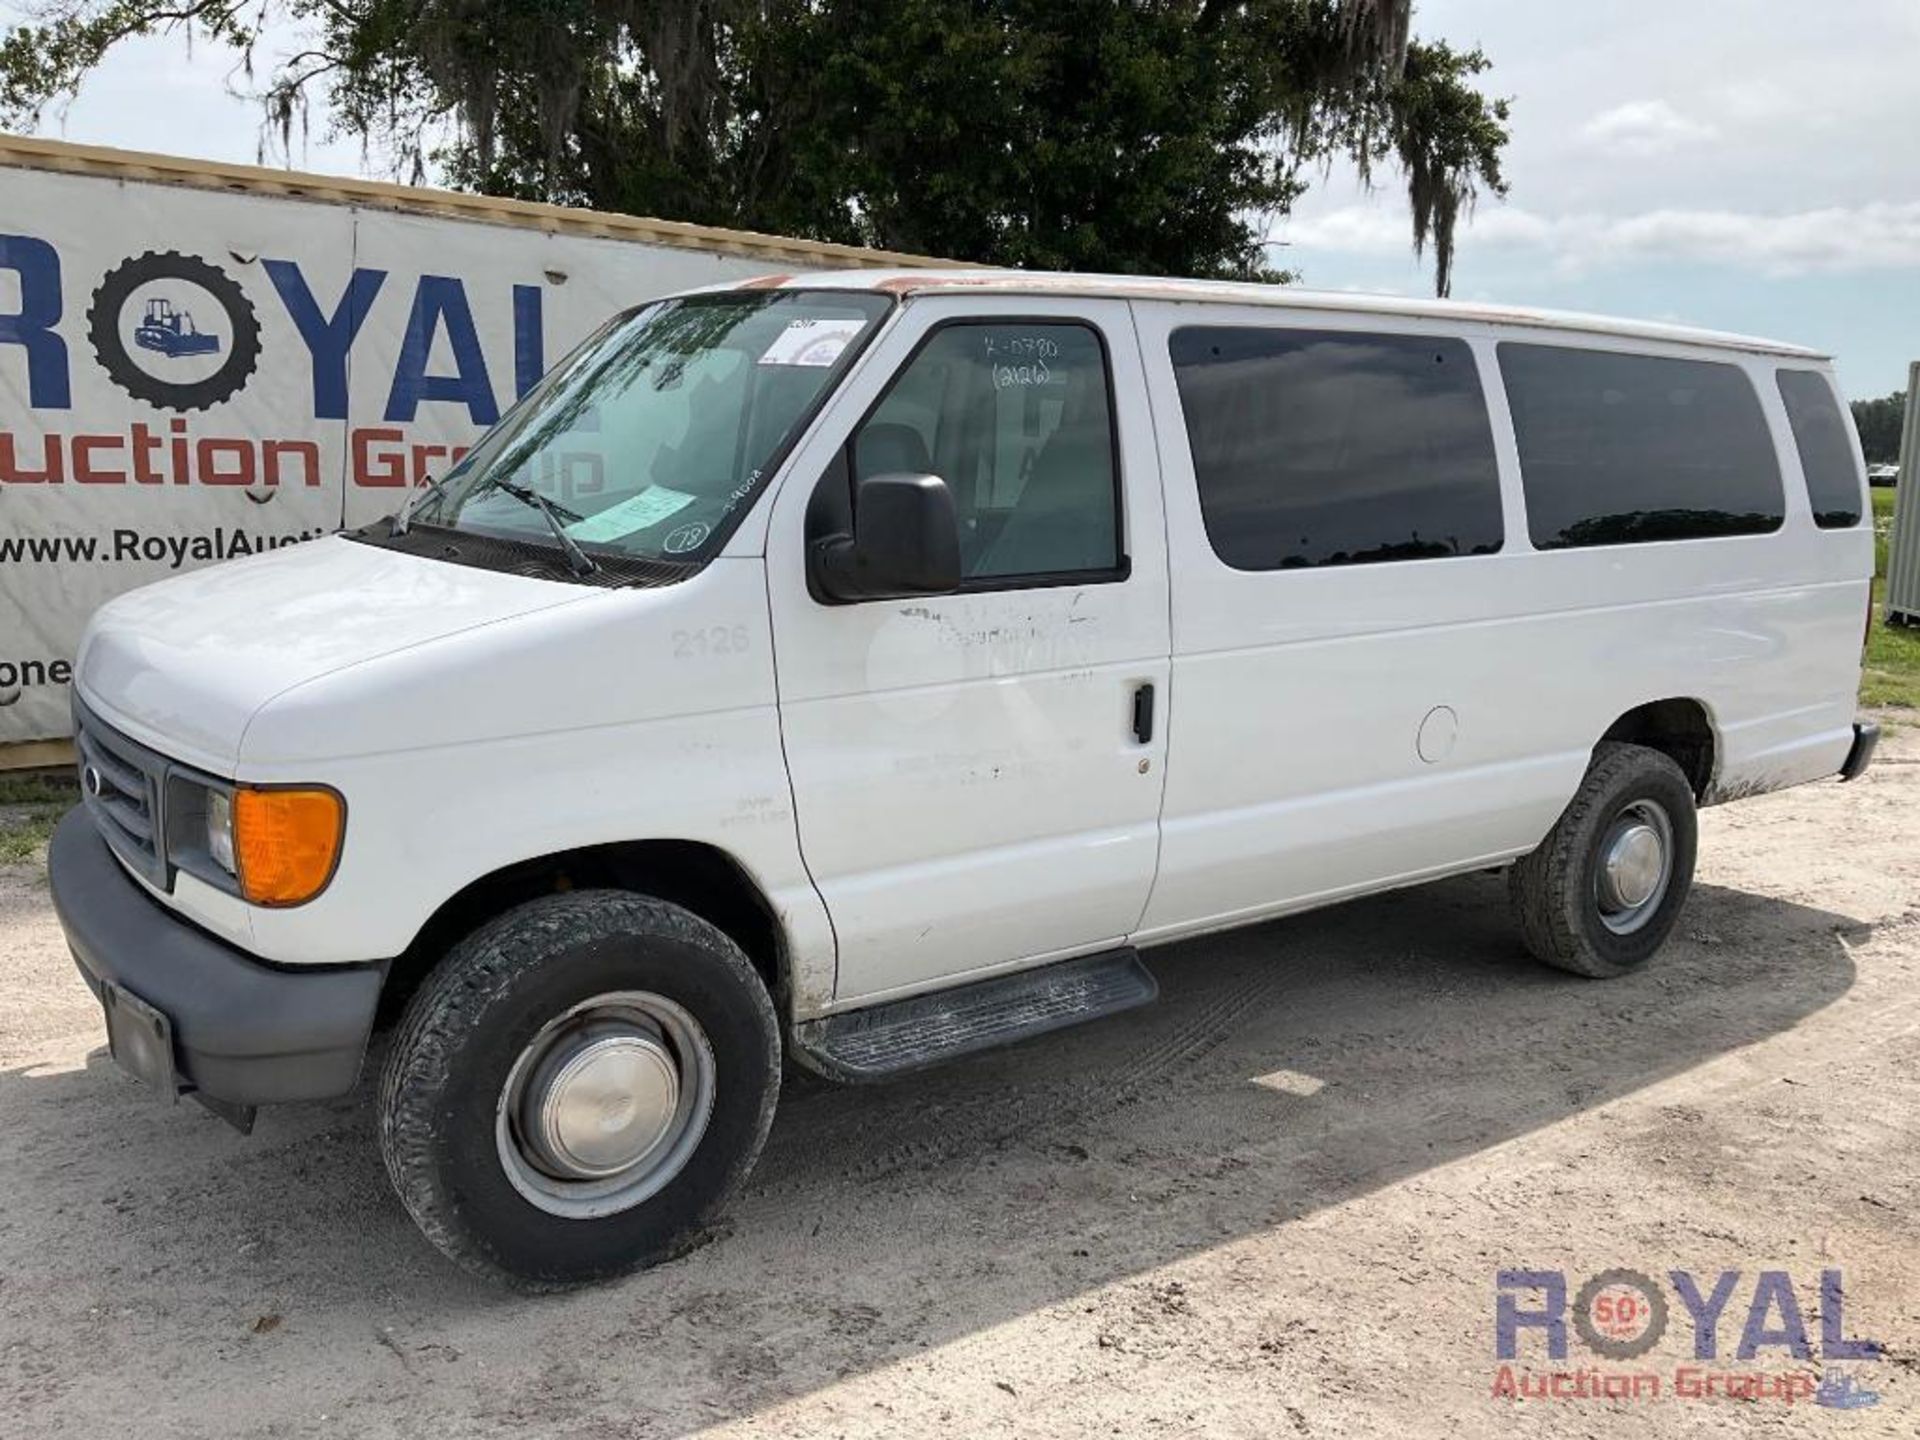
565,485,697,542
758,316,865,368
663,522,711,554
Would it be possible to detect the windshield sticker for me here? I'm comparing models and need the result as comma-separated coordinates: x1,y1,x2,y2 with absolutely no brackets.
758,316,866,368
663,522,711,554
565,485,697,542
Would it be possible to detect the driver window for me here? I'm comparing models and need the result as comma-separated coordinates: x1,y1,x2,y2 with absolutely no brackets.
852,321,1122,581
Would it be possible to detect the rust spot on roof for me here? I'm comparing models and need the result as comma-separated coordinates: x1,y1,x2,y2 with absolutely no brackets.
738,273,793,290
873,273,1008,293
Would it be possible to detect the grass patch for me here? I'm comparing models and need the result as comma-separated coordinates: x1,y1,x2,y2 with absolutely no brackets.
1873,486,1897,569
0,809,64,864
0,772,75,864
1862,488,1920,712
1864,578,1920,710
0,773,75,806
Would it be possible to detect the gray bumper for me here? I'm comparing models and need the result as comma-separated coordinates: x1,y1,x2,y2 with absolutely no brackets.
48,808,385,1110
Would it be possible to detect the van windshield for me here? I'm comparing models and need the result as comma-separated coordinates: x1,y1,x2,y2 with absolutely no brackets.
406,290,892,566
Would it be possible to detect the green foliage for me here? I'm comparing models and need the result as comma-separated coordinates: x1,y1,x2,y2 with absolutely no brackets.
1863,582,1920,710
1874,484,1894,574
0,0,1509,292
1852,391,1909,467
0,772,73,864
0,2,252,127
1864,488,1920,711
1382,40,1509,295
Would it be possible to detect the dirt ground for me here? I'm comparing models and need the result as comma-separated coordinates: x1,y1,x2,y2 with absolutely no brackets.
3,731,1917,1439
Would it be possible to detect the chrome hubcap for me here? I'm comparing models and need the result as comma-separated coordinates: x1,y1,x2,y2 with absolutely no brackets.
497,991,715,1219
1596,800,1674,935
1601,824,1663,909
525,1027,681,1178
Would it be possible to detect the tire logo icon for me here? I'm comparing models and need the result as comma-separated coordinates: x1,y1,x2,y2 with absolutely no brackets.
1573,1268,1668,1359
87,251,262,412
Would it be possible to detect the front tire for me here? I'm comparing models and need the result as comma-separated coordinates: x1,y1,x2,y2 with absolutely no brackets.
379,891,779,1288
1508,742,1698,978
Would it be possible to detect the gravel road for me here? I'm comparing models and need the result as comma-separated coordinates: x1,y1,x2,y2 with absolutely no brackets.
3,729,1916,1437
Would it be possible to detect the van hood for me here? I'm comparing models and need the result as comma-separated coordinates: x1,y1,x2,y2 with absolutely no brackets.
77,536,591,772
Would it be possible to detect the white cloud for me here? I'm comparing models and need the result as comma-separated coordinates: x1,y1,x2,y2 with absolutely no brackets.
1591,204,1920,274
1280,201,1920,277
1578,99,1718,155
1706,79,1795,127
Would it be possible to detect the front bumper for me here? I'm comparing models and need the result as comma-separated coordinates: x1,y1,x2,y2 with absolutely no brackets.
1840,721,1881,783
48,808,386,1116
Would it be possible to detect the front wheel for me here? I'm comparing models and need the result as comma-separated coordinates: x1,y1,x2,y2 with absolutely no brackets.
379,891,780,1287
1508,742,1698,978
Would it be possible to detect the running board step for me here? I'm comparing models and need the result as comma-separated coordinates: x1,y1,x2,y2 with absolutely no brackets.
793,948,1158,1082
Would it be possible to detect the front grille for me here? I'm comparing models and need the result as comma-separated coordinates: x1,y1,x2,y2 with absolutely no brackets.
73,699,170,888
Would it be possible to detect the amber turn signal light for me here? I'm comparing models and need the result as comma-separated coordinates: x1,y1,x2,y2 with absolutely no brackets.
232,786,345,906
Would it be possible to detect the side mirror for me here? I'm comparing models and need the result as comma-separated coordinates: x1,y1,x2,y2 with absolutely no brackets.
811,472,962,602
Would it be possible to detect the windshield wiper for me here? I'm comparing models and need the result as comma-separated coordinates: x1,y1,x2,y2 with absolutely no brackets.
491,478,599,577
390,473,454,537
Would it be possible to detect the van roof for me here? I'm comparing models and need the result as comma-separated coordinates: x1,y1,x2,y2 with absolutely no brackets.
731,268,1829,361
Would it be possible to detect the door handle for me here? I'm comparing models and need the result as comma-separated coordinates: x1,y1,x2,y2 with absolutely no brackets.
1131,683,1155,745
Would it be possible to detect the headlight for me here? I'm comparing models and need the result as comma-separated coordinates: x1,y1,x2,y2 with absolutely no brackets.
172,778,345,906
206,788,235,874
230,786,346,907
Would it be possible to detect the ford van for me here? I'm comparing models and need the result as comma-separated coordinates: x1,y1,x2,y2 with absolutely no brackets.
48,272,1879,1285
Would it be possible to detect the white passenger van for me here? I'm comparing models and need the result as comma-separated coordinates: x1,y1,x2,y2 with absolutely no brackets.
49,272,1877,1285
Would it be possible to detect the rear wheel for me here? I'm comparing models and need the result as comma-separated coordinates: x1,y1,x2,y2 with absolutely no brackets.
379,890,779,1287
1508,742,1698,978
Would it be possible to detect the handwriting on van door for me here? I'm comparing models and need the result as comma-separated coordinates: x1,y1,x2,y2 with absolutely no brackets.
984,334,1061,390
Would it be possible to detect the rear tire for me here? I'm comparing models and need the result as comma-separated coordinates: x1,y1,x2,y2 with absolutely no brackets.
1508,742,1697,978
379,890,779,1288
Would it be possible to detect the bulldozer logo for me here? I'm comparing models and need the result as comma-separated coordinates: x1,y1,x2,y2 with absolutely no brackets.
134,297,220,359
87,251,261,412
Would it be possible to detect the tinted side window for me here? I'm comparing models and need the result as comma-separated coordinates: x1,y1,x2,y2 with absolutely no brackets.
854,322,1121,581
1169,327,1503,571
1777,369,1864,528
1499,344,1784,549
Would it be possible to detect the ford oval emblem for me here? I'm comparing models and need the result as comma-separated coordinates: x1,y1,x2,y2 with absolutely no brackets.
83,765,104,798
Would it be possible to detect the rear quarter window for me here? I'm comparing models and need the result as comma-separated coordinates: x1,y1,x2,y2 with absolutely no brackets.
1776,368,1865,528
1498,343,1784,549
1169,327,1504,571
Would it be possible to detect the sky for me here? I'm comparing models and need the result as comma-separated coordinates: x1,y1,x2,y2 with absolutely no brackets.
11,0,1919,398
1276,0,1920,399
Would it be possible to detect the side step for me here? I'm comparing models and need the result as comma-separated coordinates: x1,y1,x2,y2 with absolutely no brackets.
792,948,1158,1082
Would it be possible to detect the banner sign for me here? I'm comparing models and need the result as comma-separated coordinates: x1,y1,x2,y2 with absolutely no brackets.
0,163,782,742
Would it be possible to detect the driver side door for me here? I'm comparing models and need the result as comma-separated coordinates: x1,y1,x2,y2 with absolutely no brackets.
765,296,1171,1007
